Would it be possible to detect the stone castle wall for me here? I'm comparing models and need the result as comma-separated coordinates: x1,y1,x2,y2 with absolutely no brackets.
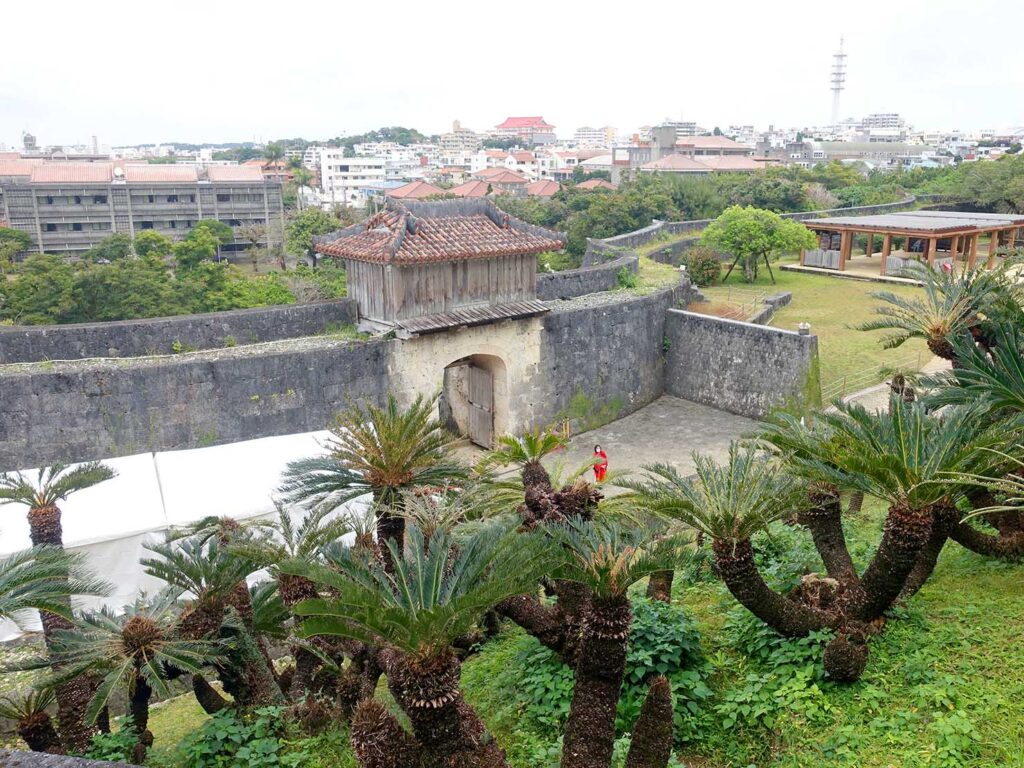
0,300,359,364
663,309,818,418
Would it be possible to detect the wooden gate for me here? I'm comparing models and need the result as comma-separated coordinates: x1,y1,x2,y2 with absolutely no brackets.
467,364,494,448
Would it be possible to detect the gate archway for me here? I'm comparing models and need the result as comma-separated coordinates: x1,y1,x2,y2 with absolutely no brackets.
440,353,508,448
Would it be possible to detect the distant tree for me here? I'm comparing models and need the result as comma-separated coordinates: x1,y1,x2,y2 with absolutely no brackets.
174,227,221,271
713,126,723,136
191,219,234,246
0,255,77,324
238,224,267,273
68,256,181,322
0,227,32,268
701,205,816,282
481,137,519,151
133,230,174,260
263,142,285,167
809,160,865,190
83,233,133,263
285,208,344,262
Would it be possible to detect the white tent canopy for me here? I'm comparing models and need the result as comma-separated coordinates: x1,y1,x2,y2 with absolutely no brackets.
0,430,344,641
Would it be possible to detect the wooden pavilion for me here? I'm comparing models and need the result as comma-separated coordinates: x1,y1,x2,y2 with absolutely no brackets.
800,211,1024,277
313,198,566,333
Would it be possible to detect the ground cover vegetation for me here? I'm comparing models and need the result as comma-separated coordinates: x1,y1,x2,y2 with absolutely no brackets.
2,255,1024,766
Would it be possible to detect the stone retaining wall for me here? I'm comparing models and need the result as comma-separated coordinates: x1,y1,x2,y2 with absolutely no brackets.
0,300,359,364
664,309,818,418
0,751,132,768
536,254,639,301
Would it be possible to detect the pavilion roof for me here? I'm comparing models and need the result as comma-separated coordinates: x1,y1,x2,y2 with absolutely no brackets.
314,198,566,265
808,211,1024,235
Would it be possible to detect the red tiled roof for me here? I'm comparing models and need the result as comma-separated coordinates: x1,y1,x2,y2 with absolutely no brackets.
205,165,266,182
387,180,445,199
0,159,37,177
315,198,565,265
576,178,617,190
474,167,512,180
496,116,554,130
642,154,767,173
527,179,560,197
485,150,510,159
449,179,491,198
124,164,199,182
30,163,113,183
480,170,529,185
512,151,535,163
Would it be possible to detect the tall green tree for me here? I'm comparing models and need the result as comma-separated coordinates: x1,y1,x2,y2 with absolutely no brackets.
285,208,344,261
701,205,816,282
0,226,32,268
82,234,133,263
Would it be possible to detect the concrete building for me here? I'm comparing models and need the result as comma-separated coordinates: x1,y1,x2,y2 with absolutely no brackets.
440,120,482,156
573,126,617,149
319,150,387,208
0,160,284,257
758,139,938,170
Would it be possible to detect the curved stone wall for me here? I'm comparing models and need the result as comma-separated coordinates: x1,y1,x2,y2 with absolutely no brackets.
536,254,639,301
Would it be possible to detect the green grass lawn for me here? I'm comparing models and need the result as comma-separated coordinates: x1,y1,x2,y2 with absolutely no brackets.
699,257,931,398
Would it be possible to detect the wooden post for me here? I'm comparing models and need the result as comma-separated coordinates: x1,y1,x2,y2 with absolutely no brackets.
988,229,1001,268
839,230,851,271
866,233,874,258
880,233,892,276
800,247,806,266
968,234,979,269
927,237,937,268
949,235,960,265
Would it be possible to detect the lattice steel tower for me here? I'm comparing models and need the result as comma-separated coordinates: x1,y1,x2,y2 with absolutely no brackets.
831,36,847,129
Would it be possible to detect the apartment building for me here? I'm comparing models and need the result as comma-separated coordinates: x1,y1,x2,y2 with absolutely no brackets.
319,150,386,207
573,126,617,149
440,120,482,155
0,160,284,256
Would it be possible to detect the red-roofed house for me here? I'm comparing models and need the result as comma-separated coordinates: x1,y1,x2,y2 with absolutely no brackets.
526,180,560,198
387,180,445,200
243,158,294,183
492,116,557,145
474,170,529,197
449,179,492,198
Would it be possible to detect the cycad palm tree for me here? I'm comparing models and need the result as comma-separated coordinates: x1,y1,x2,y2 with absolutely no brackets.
0,547,108,755
44,591,223,763
858,260,1010,362
280,521,559,768
481,428,567,491
142,536,283,709
279,393,466,562
549,518,692,768
0,461,115,751
234,503,351,698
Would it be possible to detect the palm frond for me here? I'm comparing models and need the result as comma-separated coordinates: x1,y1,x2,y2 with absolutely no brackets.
0,547,110,625
0,462,115,509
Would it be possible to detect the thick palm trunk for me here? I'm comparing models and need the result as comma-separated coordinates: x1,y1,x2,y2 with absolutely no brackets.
847,491,865,515
217,623,286,708
385,649,507,768
625,676,674,768
28,504,97,753
129,677,153,764
798,488,859,585
645,571,674,603
18,712,61,754
192,674,229,714
899,507,958,601
712,539,833,637
279,574,321,701
849,503,932,622
350,699,420,768
498,580,588,667
561,596,631,768
949,520,1024,560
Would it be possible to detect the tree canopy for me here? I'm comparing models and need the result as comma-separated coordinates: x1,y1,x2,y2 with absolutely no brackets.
701,205,816,281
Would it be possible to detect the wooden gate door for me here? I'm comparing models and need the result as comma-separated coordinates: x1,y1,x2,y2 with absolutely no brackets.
467,364,494,448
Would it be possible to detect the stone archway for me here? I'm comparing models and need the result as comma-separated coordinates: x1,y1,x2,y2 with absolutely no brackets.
440,353,509,448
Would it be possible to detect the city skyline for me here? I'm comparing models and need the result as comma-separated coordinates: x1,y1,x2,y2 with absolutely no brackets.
2,0,1022,149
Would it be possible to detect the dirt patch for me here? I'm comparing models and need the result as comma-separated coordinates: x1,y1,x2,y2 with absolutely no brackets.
686,300,754,321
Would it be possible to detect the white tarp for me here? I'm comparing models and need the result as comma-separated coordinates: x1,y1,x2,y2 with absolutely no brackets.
0,430,336,641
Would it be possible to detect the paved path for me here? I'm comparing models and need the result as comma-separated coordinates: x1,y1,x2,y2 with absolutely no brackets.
542,396,756,494
842,356,950,412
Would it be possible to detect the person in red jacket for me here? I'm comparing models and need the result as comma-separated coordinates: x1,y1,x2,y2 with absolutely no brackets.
592,444,608,483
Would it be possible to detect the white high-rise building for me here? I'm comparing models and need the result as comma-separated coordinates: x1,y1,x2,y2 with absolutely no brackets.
573,126,617,149
319,150,387,208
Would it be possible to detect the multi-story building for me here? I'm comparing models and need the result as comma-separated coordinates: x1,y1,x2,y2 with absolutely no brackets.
491,117,557,145
0,160,284,257
319,150,386,208
573,126,617,149
759,139,939,170
440,120,482,156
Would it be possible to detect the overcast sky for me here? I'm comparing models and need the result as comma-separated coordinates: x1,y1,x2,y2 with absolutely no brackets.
2,0,1021,149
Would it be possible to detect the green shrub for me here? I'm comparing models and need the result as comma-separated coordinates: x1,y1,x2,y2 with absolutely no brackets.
176,706,309,768
616,267,638,289
681,246,722,286
84,720,138,762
